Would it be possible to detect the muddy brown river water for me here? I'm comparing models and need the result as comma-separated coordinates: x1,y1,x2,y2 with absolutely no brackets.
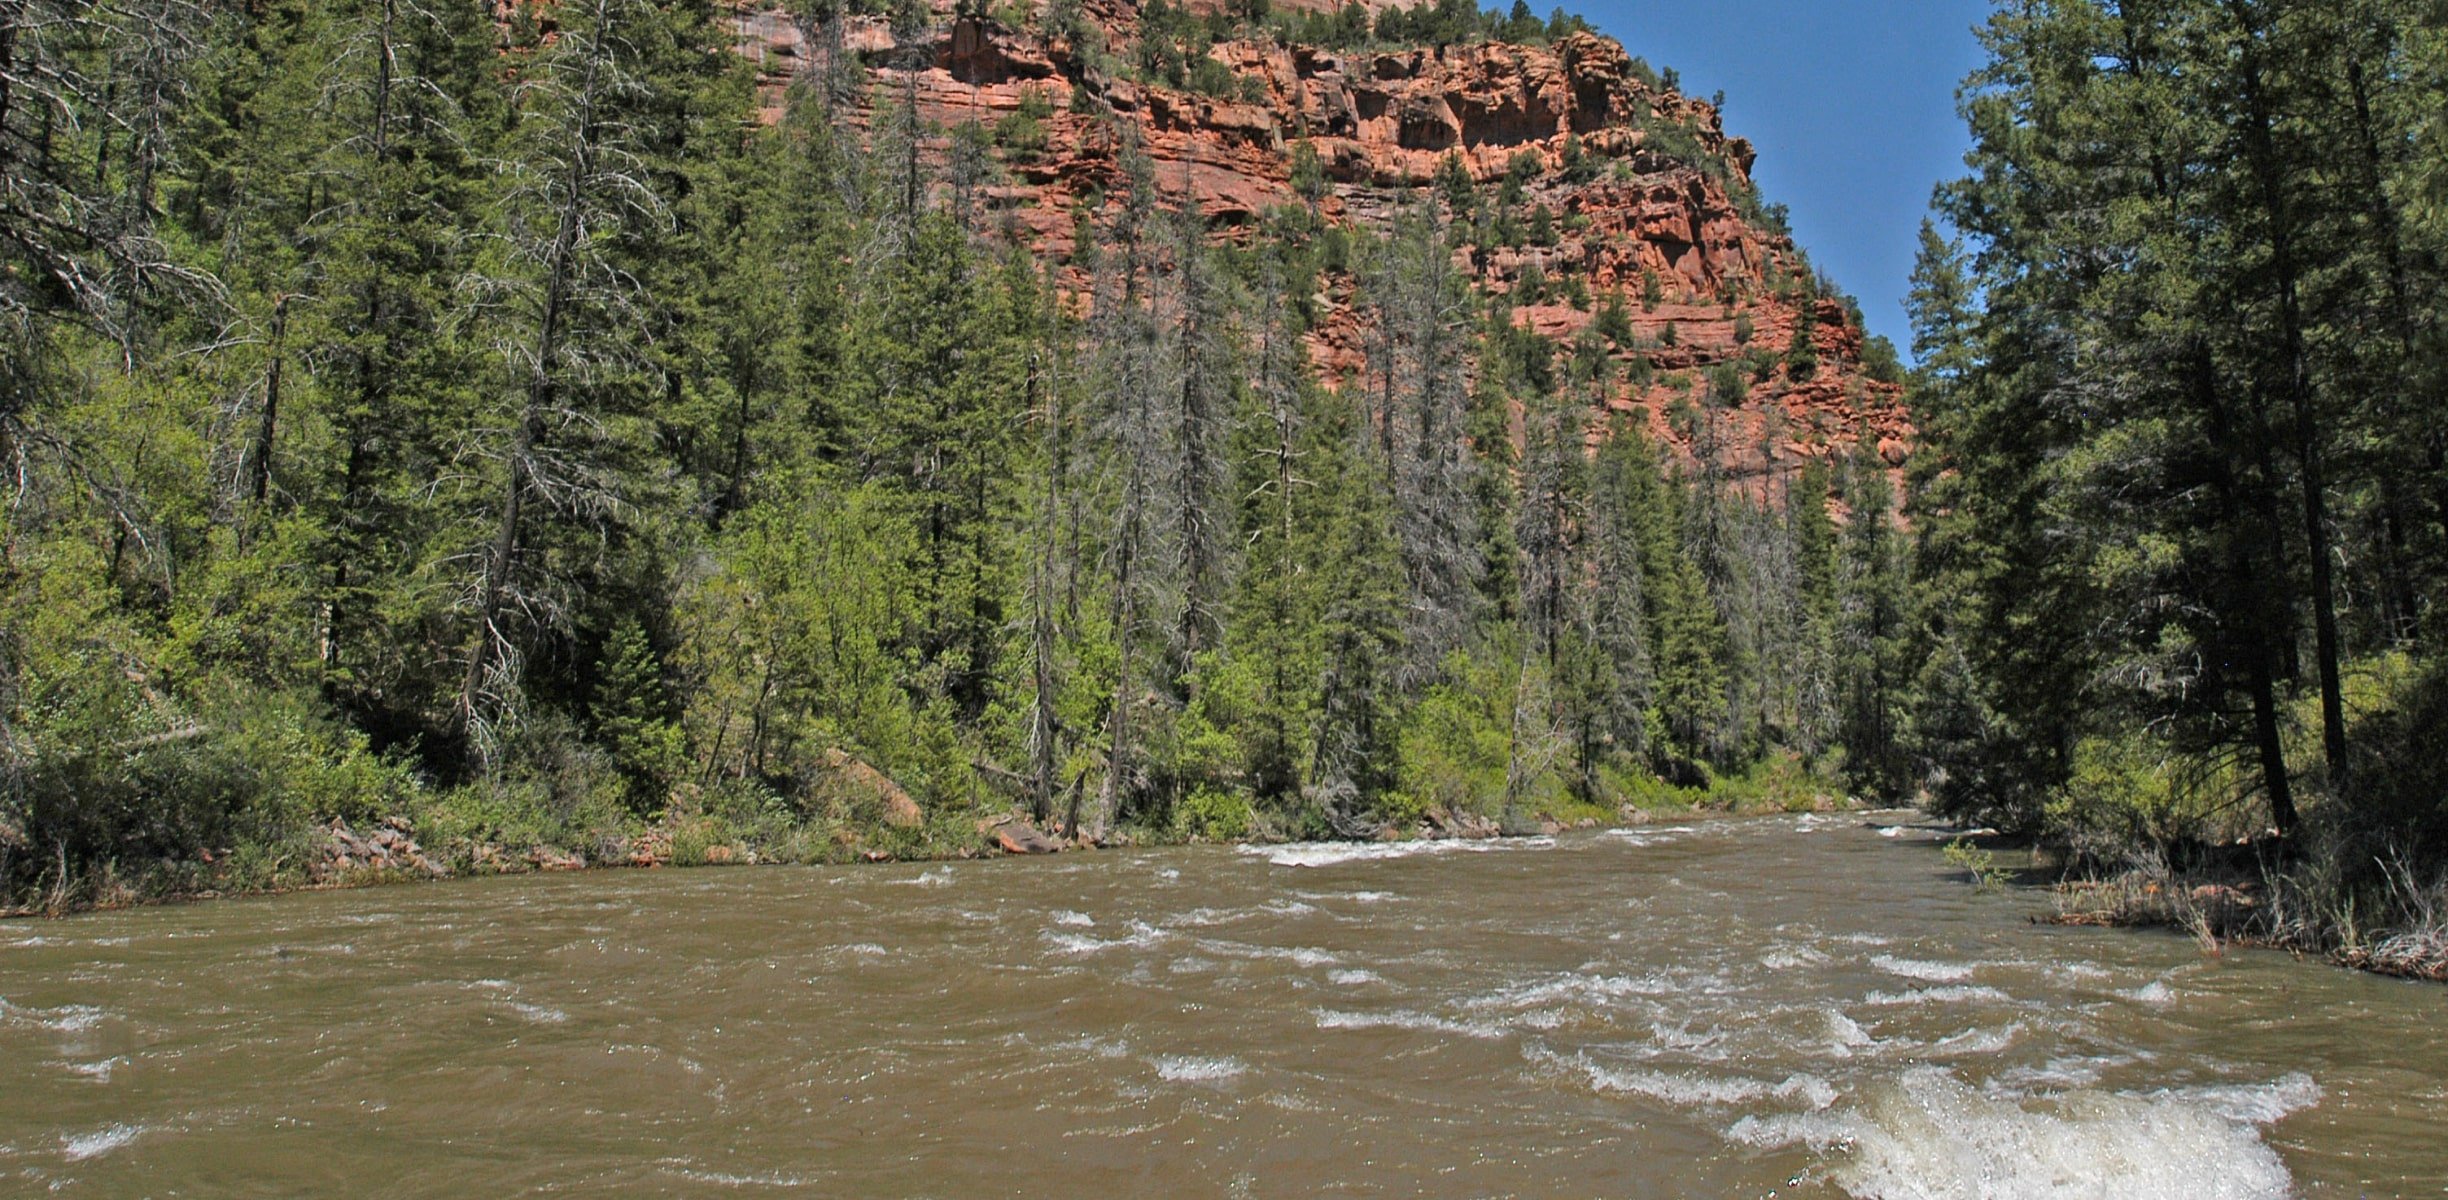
2,812,2443,1198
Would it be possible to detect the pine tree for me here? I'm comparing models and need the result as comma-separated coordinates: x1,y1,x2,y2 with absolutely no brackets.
455,0,697,765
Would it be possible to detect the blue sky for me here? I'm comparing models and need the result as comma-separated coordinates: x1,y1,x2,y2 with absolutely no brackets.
1575,0,1995,356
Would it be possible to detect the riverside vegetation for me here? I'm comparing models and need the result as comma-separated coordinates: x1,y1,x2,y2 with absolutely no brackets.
3,0,2446,989
1910,0,2448,979
0,0,1909,913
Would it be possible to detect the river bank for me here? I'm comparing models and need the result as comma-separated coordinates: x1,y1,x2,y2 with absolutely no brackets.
0,772,1851,919
1931,824,2448,984
2039,856,2448,984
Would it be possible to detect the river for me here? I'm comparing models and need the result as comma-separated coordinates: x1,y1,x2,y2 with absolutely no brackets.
1,812,2441,1197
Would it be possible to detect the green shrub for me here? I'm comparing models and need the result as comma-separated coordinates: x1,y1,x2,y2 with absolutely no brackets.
2044,733,2232,868
1944,837,2011,891
1180,787,1255,840
1394,651,1518,824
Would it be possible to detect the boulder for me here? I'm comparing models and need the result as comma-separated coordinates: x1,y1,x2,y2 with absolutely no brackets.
824,748,924,829
983,817,1064,855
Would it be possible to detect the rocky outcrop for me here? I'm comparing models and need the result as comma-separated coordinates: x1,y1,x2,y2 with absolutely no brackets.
822,748,925,829
317,818,450,881
981,815,1067,854
722,1,1911,492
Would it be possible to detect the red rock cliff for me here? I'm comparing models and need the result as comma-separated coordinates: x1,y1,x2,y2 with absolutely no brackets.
725,1,1912,495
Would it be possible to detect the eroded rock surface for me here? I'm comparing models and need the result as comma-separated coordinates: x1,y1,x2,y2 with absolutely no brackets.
722,1,1911,496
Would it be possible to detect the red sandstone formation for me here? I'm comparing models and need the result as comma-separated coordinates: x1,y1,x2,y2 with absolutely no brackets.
722,0,1912,496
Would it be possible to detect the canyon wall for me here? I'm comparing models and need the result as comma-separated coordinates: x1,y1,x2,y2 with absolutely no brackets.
727,0,1913,494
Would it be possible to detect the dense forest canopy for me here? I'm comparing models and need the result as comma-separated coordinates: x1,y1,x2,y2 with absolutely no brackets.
0,0,1912,906
1908,0,2448,929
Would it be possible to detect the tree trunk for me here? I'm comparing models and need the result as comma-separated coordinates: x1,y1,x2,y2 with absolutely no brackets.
460,0,613,733
2345,56,2433,640
248,295,287,506
1029,340,1061,826
2230,4,2347,784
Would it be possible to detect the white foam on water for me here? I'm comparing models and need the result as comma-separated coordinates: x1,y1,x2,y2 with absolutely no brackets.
1194,940,1340,967
1600,825,1698,841
64,1056,128,1082
1598,825,1702,850
60,1123,143,1162
1344,891,1396,904
1825,1011,1875,1055
1051,910,1095,928
1870,955,1978,983
1762,944,1832,970
505,1000,569,1025
1043,920,1166,956
1727,1067,2312,1200
1546,1047,1836,1111
2125,980,2177,1006
841,943,890,957
894,867,955,888
1169,956,1218,974
1327,969,1384,987
1991,1052,2142,1092
1262,1090,1324,1113
1925,1023,2021,1057
2163,1073,2322,1126
1861,985,2013,1008
0,998,107,1034
660,1161,821,1188
1642,1020,1732,1061
1247,837,1552,868
1313,1008,1506,1040
1473,971,1671,1012
1045,1034,1132,1059
1151,1054,1246,1083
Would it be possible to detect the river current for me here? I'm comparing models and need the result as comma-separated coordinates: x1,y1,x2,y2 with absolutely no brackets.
2,812,2441,1197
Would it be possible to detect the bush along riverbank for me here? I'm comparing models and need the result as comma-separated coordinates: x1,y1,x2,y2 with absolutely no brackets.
1935,661,2448,984
0,738,1855,918
2038,824,2448,984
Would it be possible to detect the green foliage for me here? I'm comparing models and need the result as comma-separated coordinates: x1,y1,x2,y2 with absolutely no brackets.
1706,362,1746,406
1290,139,1327,206
1594,290,1636,346
1943,838,2010,891
678,480,927,791
994,87,1054,156
1907,0,2448,885
1784,297,1820,380
0,0,1958,910
1394,651,1520,825
1434,152,1477,218
593,621,687,815
1859,334,1905,385
1178,787,1255,840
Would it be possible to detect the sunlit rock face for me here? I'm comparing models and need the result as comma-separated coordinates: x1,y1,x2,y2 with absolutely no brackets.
723,0,1913,500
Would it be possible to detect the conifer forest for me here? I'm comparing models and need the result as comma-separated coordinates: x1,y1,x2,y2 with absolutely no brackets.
3,0,2446,983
